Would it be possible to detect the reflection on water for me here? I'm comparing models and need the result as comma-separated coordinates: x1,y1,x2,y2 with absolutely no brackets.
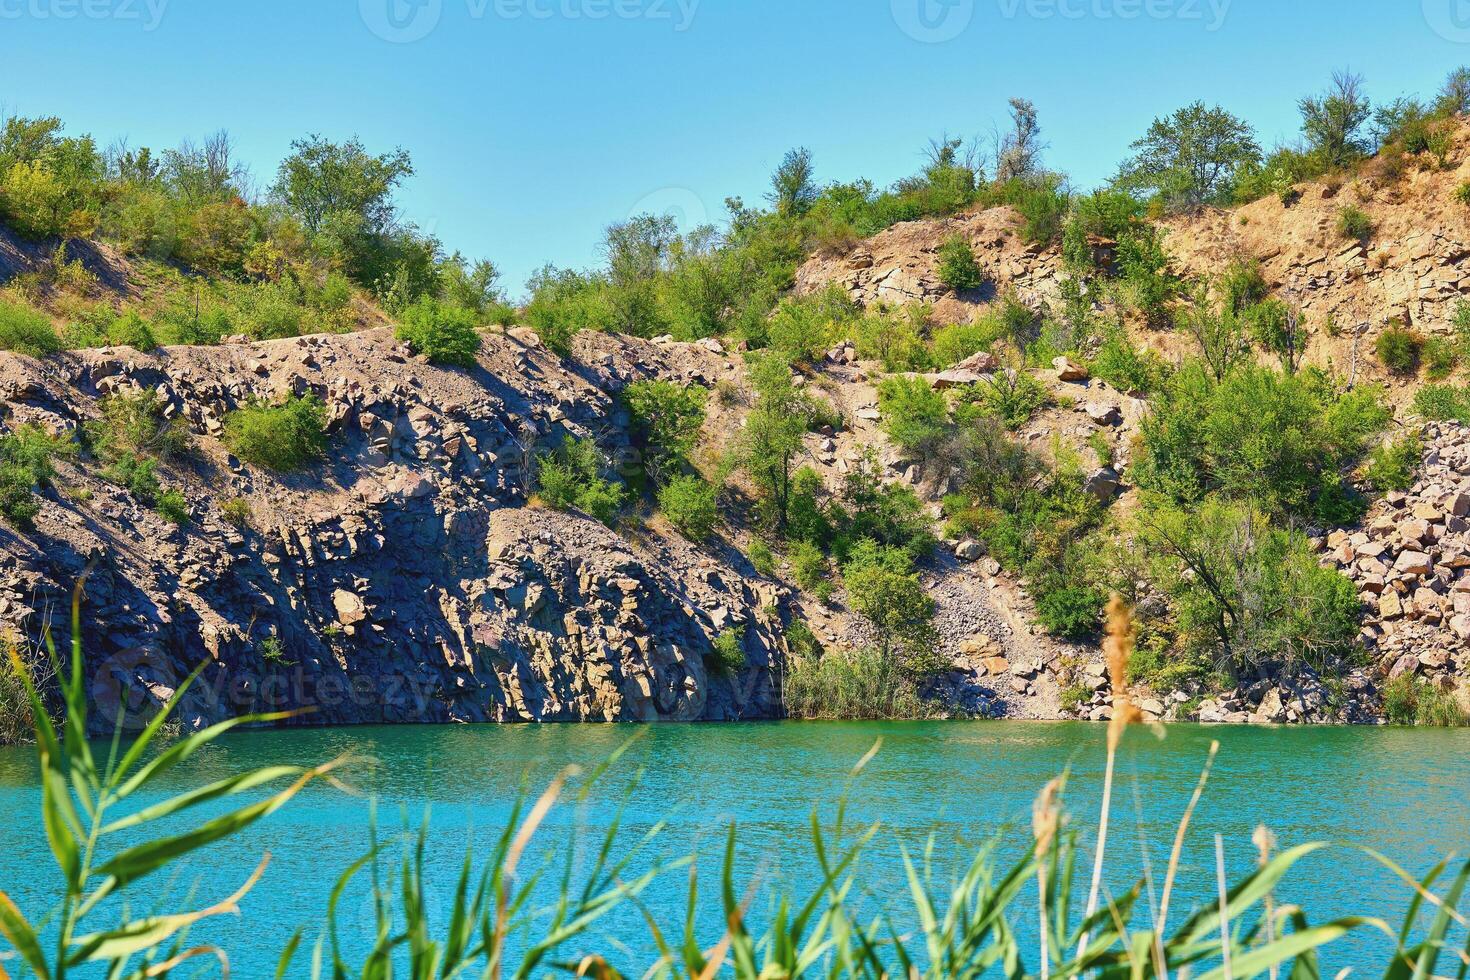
1,720,1466,975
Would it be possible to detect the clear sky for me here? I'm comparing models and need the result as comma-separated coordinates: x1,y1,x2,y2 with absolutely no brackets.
3,0,1468,297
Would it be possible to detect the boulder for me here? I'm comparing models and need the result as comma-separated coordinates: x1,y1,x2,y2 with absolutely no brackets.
1052,356,1089,382
1085,402,1122,426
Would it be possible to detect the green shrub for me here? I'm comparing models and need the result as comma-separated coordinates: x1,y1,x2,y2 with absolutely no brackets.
936,233,985,291
789,539,828,591
0,424,76,527
535,437,625,526
395,297,481,367
1375,327,1423,375
1219,259,1268,314
658,473,718,540
1337,205,1374,242
930,319,1001,368
962,370,1049,430
766,287,853,363
1135,361,1390,524
1089,326,1168,394
105,311,157,352
155,488,189,525
1456,182,1470,208
93,389,189,460
1059,683,1092,715
221,497,253,528
842,539,937,662
747,539,776,576
1364,431,1422,492
1139,499,1361,676
708,627,747,676
1034,582,1104,640
101,452,161,504
0,299,62,358
222,395,328,471
877,375,949,453
1414,383,1470,423
851,304,931,371
623,379,707,475
1425,336,1459,380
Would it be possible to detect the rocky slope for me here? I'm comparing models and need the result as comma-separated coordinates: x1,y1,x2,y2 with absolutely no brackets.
0,328,792,731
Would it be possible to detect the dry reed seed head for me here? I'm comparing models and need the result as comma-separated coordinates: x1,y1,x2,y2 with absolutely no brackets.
1104,594,1141,752
1103,594,1135,692
1253,824,1277,868
1032,777,1062,860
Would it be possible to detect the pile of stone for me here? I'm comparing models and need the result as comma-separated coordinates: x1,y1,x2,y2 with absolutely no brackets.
1321,422,1470,699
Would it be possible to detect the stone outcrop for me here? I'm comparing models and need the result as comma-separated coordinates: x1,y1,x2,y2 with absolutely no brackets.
1320,422,1470,703
0,328,790,732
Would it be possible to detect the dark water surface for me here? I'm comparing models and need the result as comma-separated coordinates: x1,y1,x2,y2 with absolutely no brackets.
1,720,1467,975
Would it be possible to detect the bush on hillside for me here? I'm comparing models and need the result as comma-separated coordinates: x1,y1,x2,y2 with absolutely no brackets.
0,424,76,528
657,473,718,540
1414,383,1470,423
1135,361,1389,525
1138,498,1361,677
1376,327,1423,375
1337,205,1374,242
961,370,1049,430
851,303,931,371
1382,674,1468,726
395,297,481,368
1363,431,1423,492
877,375,949,454
0,300,62,358
222,395,328,471
936,233,986,292
536,437,625,526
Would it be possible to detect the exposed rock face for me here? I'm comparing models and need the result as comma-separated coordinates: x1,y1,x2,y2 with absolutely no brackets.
1321,422,1470,704
0,328,790,733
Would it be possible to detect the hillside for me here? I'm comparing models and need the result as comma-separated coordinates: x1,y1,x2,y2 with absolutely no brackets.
9,111,1470,734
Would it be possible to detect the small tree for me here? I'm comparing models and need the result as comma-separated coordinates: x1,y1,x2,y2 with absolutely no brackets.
1116,102,1261,212
1299,70,1372,168
995,98,1044,184
1183,291,1248,382
536,438,626,526
878,375,950,454
768,147,817,217
842,540,937,662
739,355,814,533
623,379,708,480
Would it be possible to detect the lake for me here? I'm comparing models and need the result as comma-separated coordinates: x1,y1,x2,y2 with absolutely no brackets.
1,720,1467,976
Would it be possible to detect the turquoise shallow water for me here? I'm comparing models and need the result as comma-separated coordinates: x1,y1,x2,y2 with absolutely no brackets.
1,720,1467,976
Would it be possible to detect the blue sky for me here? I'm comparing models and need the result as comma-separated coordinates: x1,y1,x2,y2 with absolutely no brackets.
3,0,1469,297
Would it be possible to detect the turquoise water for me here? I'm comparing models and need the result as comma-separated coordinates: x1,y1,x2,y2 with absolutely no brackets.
1,720,1468,975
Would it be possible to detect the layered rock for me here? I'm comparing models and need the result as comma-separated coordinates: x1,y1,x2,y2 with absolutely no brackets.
0,328,790,732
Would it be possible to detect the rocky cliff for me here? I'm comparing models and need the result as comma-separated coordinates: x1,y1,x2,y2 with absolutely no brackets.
0,328,790,732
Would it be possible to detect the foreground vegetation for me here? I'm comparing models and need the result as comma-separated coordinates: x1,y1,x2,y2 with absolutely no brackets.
2,594,1467,978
